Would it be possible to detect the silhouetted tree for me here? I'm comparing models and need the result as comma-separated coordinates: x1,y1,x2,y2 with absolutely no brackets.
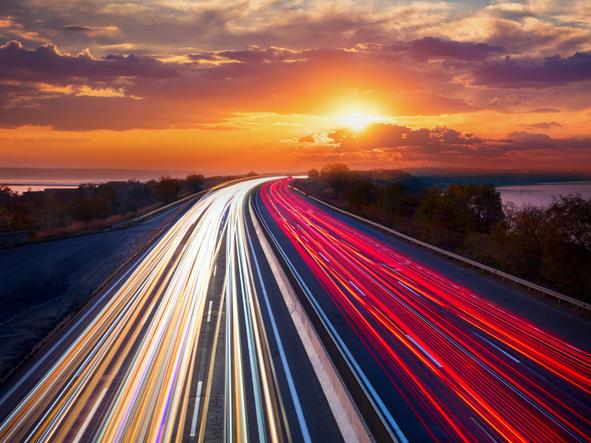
380,183,419,221
155,176,181,203
320,163,350,199
185,174,205,193
307,169,319,179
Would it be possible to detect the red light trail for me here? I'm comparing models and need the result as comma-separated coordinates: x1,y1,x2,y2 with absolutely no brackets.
260,178,591,442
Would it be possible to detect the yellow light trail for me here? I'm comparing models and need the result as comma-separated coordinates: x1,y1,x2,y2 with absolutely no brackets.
0,177,314,443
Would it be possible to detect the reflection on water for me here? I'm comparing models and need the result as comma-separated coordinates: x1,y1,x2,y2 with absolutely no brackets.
498,181,591,207
5,184,80,194
1,178,104,194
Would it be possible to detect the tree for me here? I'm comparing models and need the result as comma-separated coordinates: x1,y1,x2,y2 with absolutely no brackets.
320,163,350,199
346,176,376,208
545,194,591,251
415,184,504,235
307,168,319,179
186,174,205,193
155,176,181,203
538,195,591,299
502,205,546,279
380,183,418,220
0,185,17,204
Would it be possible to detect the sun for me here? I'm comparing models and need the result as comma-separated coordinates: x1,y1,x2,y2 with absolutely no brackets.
337,112,382,131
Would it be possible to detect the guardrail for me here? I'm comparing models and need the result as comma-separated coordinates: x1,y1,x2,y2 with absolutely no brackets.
250,200,372,443
252,191,400,443
292,186,591,312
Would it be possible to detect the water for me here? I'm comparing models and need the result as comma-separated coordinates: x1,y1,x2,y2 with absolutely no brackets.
0,168,189,195
0,179,94,194
498,181,591,207
5,184,81,194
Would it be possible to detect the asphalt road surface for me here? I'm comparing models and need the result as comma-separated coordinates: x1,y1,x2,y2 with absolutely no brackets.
0,178,340,443
255,178,591,442
0,193,196,381
1,176,590,442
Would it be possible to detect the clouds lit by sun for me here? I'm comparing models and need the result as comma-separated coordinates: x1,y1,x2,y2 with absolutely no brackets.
0,0,590,172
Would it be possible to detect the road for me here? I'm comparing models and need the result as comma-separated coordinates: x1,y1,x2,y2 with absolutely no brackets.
256,178,591,442
1,175,590,442
0,178,340,442
0,190,197,381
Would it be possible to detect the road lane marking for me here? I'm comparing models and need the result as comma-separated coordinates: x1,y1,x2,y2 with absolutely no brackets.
213,264,217,277
206,301,213,323
246,218,311,442
348,280,367,297
406,334,443,369
397,280,427,300
469,416,499,442
318,252,330,262
189,381,203,438
474,332,521,364
72,387,108,443
254,202,408,443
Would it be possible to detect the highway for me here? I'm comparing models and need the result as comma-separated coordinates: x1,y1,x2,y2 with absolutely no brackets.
256,178,591,442
0,178,340,442
1,175,590,442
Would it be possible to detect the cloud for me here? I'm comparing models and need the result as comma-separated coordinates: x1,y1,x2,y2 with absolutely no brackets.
483,15,591,55
62,25,122,40
391,37,505,60
523,121,562,129
526,107,561,113
296,123,591,165
473,51,591,87
0,39,477,129
0,35,587,131
315,123,482,152
0,40,177,83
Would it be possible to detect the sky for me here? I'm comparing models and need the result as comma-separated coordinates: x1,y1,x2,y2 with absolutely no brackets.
0,0,590,174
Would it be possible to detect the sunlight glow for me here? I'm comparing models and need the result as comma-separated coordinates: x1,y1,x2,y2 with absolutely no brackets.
337,112,383,131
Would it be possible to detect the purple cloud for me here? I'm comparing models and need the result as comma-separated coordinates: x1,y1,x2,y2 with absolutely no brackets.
392,37,505,61
474,52,591,87
0,40,177,83
326,123,481,151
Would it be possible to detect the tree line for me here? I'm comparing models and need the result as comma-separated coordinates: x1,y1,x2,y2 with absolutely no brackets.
0,174,206,238
303,164,591,302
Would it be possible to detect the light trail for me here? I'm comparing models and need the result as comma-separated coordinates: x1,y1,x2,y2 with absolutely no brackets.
260,178,591,442
0,177,316,443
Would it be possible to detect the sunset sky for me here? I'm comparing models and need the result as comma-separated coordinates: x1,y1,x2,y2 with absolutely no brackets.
1,0,590,174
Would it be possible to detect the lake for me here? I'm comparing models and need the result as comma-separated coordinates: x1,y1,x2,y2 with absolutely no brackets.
497,181,591,207
5,184,81,194
0,179,95,194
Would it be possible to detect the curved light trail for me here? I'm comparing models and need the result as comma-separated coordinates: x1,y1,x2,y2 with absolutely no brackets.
0,177,317,443
3,174,588,443
259,178,591,442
